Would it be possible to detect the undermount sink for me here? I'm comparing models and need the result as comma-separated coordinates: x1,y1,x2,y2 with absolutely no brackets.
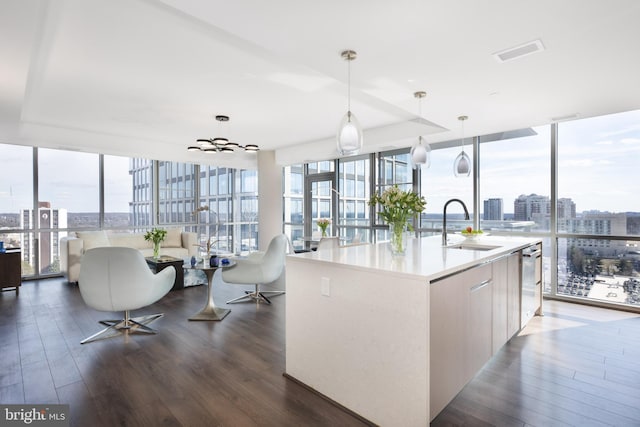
446,243,500,251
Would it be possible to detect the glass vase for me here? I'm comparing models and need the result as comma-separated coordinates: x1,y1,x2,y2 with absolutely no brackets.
389,222,407,255
153,242,160,259
320,227,328,237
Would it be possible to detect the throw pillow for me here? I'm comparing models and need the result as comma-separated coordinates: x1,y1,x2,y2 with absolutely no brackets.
77,230,110,250
164,228,182,248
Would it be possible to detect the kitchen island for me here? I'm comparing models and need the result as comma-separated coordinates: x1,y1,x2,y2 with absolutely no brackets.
285,234,542,426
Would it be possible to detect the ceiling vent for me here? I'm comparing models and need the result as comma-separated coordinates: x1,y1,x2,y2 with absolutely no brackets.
493,39,545,63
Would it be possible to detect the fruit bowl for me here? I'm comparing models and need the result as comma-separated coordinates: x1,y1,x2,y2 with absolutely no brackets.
462,233,479,241
460,227,483,241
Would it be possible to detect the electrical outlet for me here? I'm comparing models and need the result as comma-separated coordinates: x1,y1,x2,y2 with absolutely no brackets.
321,277,331,297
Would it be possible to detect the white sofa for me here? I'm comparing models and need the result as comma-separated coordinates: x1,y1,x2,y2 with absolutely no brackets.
60,228,198,283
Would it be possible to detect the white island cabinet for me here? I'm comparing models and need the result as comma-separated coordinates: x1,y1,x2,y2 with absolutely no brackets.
285,235,542,426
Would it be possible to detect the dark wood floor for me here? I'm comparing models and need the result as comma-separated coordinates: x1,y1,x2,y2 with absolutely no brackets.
0,277,369,427
433,301,640,427
2,279,640,426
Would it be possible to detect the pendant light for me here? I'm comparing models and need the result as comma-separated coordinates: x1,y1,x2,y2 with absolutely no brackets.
410,91,431,169
336,50,363,156
453,115,471,177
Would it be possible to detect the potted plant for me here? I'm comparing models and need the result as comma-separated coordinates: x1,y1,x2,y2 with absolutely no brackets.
144,228,167,259
368,186,426,255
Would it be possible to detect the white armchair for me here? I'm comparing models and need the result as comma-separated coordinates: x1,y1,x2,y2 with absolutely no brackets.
222,234,288,304
78,247,175,344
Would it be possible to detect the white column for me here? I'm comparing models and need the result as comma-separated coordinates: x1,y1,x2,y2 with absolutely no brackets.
257,150,282,251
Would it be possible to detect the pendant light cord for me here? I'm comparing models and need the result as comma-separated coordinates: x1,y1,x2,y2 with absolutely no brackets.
461,119,464,153
347,57,351,112
459,115,467,153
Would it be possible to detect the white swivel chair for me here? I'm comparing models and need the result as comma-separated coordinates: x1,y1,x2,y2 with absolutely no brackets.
223,234,288,304
78,247,175,344
315,236,340,251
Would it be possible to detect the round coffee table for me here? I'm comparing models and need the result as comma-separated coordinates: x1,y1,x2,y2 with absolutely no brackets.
188,260,235,321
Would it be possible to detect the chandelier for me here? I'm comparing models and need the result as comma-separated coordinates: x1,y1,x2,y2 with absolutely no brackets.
188,115,259,153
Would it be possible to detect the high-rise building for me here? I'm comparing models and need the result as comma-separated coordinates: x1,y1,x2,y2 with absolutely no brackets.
563,211,628,257
20,201,67,274
483,198,504,220
129,158,153,227
514,194,550,221
557,198,576,219
130,160,259,254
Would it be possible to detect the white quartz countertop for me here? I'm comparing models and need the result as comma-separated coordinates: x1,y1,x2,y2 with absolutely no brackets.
288,235,541,281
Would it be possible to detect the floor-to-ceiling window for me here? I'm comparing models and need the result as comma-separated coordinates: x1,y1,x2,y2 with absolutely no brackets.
479,126,552,291
419,144,474,233
337,155,370,243
283,164,304,251
281,108,640,311
556,110,640,307
0,142,258,279
104,155,135,229
196,166,259,254
37,148,100,275
130,158,153,228
0,144,34,276
158,161,196,226
238,169,258,251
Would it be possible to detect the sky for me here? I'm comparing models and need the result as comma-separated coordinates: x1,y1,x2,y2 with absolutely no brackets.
0,147,132,213
423,109,640,214
1,110,639,214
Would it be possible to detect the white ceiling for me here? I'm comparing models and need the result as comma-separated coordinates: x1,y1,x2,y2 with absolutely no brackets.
2,0,640,169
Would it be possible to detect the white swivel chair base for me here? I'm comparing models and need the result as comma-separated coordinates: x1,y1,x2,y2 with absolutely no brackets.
226,284,285,304
81,310,164,344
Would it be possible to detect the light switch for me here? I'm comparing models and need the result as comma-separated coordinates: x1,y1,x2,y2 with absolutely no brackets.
321,277,331,297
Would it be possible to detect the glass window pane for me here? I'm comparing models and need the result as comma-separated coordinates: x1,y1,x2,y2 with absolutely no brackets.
38,148,98,274
38,148,99,229
0,231,35,277
219,169,229,195
104,155,134,228
308,161,334,174
339,157,371,235
158,161,196,226
558,110,640,236
240,169,257,192
0,144,33,230
419,145,473,231
0,144,34,275
558,236,640,307
479,126,551,233
375,151,413,229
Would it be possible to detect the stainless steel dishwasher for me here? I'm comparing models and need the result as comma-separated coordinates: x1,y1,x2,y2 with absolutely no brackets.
521,243,542,328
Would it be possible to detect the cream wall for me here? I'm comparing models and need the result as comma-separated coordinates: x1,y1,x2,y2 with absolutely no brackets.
257,150,283,251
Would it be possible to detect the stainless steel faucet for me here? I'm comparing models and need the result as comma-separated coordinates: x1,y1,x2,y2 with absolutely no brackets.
442,198,470,245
